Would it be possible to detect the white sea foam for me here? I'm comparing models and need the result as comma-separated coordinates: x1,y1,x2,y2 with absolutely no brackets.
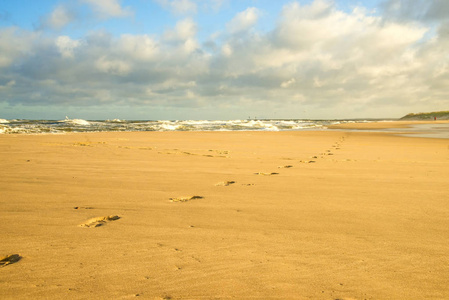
62,117,91,125
0,119,382,134
108,119,124,123
0,119,9,124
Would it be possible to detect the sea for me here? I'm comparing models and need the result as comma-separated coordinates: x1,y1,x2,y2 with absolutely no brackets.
0,117,371,134
1,117,448,138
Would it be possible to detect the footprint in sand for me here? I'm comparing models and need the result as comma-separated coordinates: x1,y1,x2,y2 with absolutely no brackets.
300,160,316,163
169,196,204,202
0,254,22,267
73,206,94,210
278,165,293,169
79,215,120,228
215,181,236,186
254,172,279,176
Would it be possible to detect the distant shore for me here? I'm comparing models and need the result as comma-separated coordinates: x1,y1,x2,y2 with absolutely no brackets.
329,119,449,129
400,110,449,120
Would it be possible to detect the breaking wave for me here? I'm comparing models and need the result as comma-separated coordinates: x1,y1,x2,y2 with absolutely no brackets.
0,118,369,134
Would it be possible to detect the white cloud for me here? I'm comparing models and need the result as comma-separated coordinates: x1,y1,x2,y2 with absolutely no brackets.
164,18,197,41
56,36,81,58
81,0,133,18
118,34,159,61
227,7,259,34
221,43,232,56
163,19,199,53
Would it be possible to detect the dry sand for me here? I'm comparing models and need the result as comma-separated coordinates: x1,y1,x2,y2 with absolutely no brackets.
1,121,449,299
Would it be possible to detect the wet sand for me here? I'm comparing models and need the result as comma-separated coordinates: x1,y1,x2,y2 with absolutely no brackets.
1,122,449,299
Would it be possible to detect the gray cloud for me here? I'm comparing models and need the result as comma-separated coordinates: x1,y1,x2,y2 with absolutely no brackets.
81,0,133,19
381,0,449,22
39,4,77,30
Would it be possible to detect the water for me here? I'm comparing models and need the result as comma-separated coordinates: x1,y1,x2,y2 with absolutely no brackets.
2,118,447,138
0,117,367,134
392,123,449,139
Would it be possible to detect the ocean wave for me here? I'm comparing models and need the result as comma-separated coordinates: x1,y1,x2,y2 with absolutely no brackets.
0,119,374,134
61,117,91,126
0,119,10,124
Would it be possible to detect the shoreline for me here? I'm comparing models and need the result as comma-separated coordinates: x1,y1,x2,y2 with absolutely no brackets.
4,118,448,135
1,125,449,299
328,119,449,130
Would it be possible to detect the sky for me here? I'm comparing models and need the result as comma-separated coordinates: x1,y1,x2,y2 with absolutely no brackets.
0,0,448,120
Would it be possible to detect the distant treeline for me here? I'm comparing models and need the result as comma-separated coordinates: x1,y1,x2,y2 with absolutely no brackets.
400,111,449,120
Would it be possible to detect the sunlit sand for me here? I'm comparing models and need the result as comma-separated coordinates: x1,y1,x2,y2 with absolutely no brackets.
1,121,448,299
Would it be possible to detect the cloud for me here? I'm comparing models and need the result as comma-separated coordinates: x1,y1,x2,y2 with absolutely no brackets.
156,0,197,15
0,27,37,68
381,0,449,22
81,0,133,18
163,18,199,53
39,4,77,30
281,78,296,88
226,7,259,34
164,18,197,41
95,56,132,76
1,0,448,119
156,0,227,15
56,36,81,58
117,34,159,61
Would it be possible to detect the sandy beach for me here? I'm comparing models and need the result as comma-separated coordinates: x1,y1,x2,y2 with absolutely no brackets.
1,122,449,299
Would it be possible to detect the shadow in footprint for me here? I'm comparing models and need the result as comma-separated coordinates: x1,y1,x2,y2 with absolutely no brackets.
215,181,236,186
0,254,22,267
169,196,204,203
254,172,279,176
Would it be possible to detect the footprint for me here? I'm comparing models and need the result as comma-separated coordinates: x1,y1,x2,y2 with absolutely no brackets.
169,196,204,203
300,160,316,163
73,206,94,210
79,215,120,228
278,165,293,168
254,172,279,176
215,181,236,186
73,142,92,147
0,254,22,267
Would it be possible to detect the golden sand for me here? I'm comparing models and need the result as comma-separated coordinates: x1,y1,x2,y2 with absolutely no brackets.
1,122,448,299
